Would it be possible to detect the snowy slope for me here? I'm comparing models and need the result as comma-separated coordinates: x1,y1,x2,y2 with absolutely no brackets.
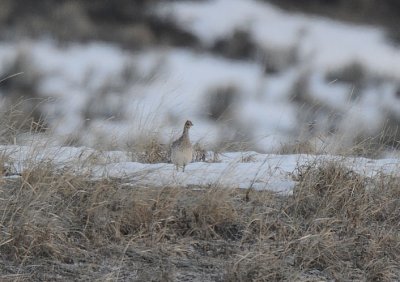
1,1,400,153
160,0,400,75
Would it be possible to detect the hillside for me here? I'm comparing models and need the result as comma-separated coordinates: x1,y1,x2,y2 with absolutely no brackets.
1,0,400,280
1,0,400,156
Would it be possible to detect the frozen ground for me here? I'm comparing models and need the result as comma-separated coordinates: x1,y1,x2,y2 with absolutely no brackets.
1,0,400,153
2,2,400,281
2,144,400,193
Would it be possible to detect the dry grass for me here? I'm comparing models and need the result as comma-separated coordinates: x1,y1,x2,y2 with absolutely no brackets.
0,97,399,280
0,156,400,281
278,139,319,155
128,136,208,164
226,160,400,281
134,136,170,164
0,98,399,280
0,98,48,144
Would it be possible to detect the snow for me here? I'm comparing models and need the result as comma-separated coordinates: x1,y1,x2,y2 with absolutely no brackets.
158,0,303,47
161,0,400,76
2,145,400,194
1,1,400,153
3,2,400,203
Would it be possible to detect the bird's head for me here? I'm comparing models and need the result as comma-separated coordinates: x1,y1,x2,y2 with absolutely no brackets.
184,120,193,129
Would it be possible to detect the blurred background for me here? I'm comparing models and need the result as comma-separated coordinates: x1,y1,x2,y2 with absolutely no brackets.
1,0,400,157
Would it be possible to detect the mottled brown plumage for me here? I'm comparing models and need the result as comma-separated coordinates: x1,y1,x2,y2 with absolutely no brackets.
171,120,193,172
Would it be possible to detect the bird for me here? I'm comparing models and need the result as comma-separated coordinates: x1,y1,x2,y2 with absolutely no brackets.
170,120,193,172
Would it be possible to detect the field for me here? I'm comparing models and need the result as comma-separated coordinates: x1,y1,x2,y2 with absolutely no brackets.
0,139,400,281
1,0,400,281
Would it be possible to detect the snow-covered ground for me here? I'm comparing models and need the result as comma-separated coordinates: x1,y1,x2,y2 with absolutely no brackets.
3,145,400,193
1,0,400,153
160,0,400,75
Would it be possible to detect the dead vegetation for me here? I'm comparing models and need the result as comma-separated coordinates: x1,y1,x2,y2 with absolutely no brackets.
0,99,48,144
0,155,399,281
0,99,399,280
226,160,400,281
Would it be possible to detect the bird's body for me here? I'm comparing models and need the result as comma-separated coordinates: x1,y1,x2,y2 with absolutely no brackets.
171,120,193,172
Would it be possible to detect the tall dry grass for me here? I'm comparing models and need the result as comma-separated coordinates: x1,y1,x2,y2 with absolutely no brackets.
0,98,399,280
0,154,399,281
226,160,400,281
